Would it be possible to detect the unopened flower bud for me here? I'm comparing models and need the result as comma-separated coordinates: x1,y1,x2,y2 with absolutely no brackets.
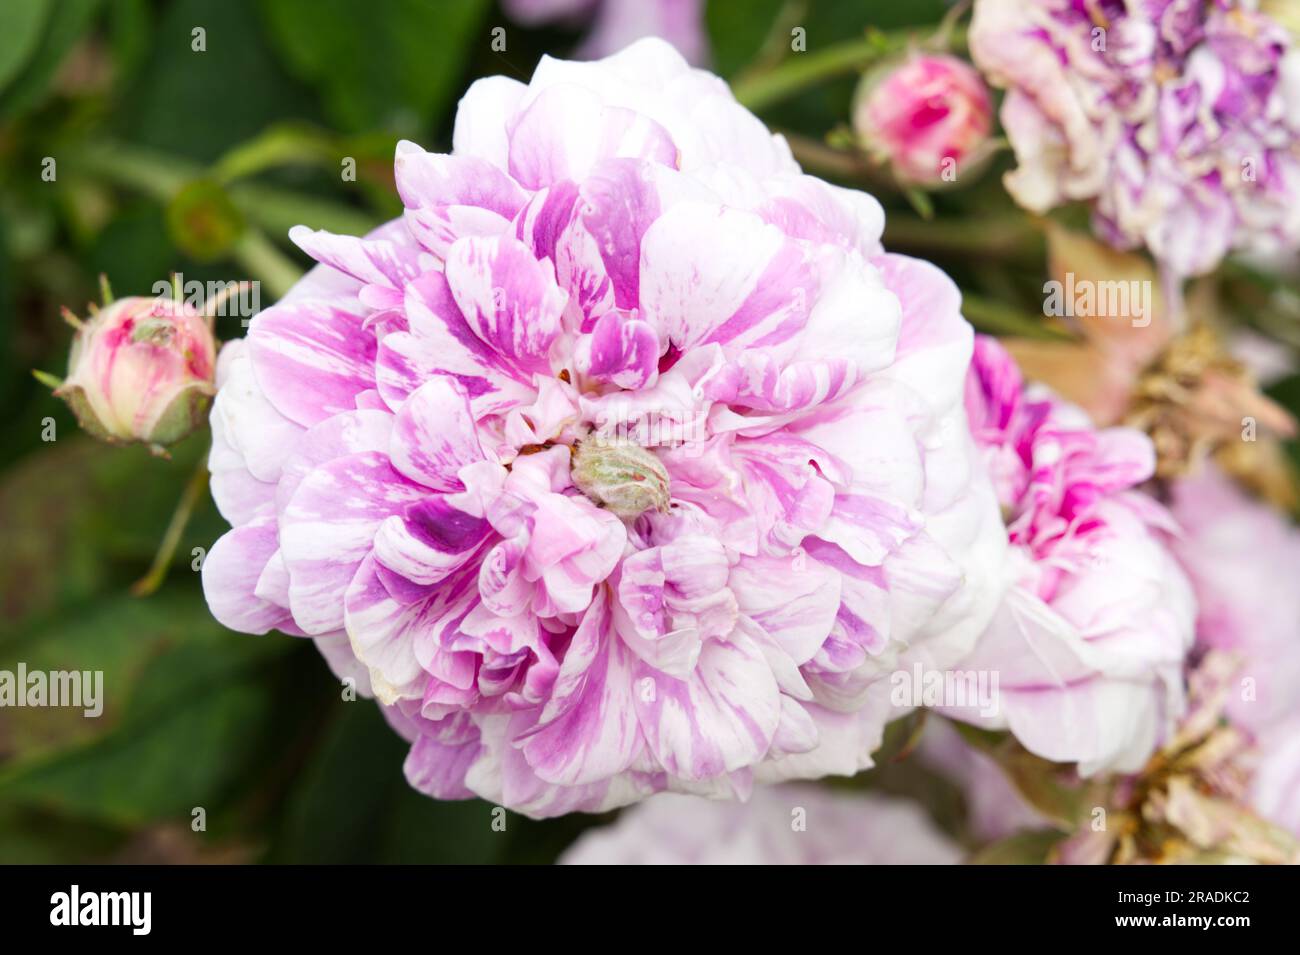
571,437,670,519
853,53,993,187
55,295,216,451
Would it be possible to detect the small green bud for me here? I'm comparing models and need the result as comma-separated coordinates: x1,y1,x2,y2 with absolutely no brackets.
571,438,670,519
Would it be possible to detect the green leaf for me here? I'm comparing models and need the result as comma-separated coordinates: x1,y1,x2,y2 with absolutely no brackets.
904,185,935,220
967,829,1067,865
272,703,505,864
704,0,785,78
30,368,62,390
947,720,1096,830
0,608,293,827
85,201,176,297
0,588,215,760
960,291,1074,342
105,0,151,89
0,0,102,119
75,140,382,239
0,804,123,863
259,0,490,135
210,122,343,185
0,0,52,92
0,434,225,634
122,0,320,162
728,0,952,133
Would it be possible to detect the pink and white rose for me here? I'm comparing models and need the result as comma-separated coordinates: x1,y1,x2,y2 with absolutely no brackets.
201,39,1006,818
970,0,1300,277
950,336,1196,775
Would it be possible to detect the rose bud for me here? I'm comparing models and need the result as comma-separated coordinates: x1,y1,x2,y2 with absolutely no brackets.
853,53,993,187
53,293,217,453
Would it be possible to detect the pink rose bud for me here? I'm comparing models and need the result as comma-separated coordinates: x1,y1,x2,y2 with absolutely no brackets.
853,53,993,187
55,295,216,451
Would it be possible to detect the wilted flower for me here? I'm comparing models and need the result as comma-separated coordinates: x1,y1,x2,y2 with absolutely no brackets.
1170,465,1300,835
200,39,1008,818
853,53,994,187
1127,324,1297,480
1002,226,1297,503
1054,652,1299,864
1170,465,1300,728
952,336,1195,775
53,293,216,452
970,0,1300,277
560,784,962,864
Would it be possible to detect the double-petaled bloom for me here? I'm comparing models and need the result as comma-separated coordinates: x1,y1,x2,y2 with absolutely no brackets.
971,0,1300,277
201,39,1008,817
953,337,1195,774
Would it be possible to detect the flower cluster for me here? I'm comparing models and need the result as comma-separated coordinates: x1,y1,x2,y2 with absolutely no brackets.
24,0,1300,868
190,28,1292,849
201,39,1007,818
971,0,1300,276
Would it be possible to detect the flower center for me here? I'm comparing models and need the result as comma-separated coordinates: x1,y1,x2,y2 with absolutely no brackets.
570,437,670,519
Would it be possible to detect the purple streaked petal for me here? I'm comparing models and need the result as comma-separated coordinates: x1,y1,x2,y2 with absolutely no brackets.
574,311,660,389
342,554,430,702
372,499,490,587
507,84,678,189
280,450,428,634
639,202,815,353
379,270,535,416
478,533,532,617
288,225,428,289
444,234,567,379
519,590,642,785
202,512,295,634
632,629,781,781
403,712,481,799
731,555,840,666
390,376,485,491
393,142,528,256
274,409,395,515
247,300,378,428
